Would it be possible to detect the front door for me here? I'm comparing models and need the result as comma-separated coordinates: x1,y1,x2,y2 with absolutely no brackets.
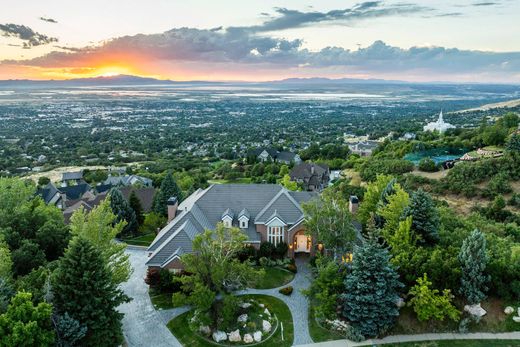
295,235,310,253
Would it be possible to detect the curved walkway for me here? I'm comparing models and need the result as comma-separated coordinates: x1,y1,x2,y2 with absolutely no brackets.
298,332,520,347
237,255,314,346
119,246,186,347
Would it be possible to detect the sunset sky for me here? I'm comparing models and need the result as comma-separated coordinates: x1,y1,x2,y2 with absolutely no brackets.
1,0,519,82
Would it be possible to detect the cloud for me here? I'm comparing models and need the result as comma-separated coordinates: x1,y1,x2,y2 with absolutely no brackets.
472,2,499,6
229,2,433,34
0,23,58,48
39,17,58,23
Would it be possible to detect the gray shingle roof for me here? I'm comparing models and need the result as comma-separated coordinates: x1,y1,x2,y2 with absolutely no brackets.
146,184,317,267
238,208,250,219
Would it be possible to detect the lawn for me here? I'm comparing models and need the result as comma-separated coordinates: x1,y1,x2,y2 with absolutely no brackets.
149,289,174,310
385,340,520,347
122,232,156,247
308,305,344,343
167,294,293,347
250,267,295,289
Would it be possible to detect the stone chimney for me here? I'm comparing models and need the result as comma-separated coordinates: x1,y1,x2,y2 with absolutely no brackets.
349,195,359,215
311,164,315,174
167,197,178,223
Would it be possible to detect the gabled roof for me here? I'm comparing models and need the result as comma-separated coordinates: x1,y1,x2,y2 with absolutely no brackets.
119,186,156,212
59,183,91,200
290,162,329,180
238,208,250,220
222,208,234,220
254,188,305,225
36,183,61,204
62,171,83,181
265,209,286,225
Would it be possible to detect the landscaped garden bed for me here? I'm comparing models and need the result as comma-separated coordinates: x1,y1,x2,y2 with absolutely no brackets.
168,294,293,347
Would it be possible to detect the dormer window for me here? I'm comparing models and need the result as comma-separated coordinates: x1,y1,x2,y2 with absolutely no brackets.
221,208,234,228
238,208,250,229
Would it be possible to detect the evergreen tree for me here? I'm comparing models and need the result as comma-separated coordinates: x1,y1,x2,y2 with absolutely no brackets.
0,291,55,346
153,172,183,216
129,190,144,226
52,237,130,346
403,189,440,245
459,229,489,304
109,188,138,237
341,238,403,338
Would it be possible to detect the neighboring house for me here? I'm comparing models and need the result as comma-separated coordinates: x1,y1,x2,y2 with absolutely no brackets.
289,162,330,192
348,141,379,156
146,184,318,271
249,148,302,164
37,182,93,210
61,171,84,185
103,174,153,187
329,170,342,184
63,192,107,223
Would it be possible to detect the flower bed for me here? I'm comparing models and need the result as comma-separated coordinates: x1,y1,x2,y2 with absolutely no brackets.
191,298,278,345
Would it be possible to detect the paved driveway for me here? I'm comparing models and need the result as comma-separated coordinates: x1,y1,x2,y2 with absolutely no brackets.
119,246,186,347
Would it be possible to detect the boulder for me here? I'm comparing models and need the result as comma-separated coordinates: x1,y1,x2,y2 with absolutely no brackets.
395,297,405,308
243,334,254,344
228,329,241,342
237,313,248,323
504,306,515,315
199,325,211,336
464,303,487,318
212,331,227,343
262,320,272,333
264,308,271,317
513,316,520,323
253,331,262,342
240,302,252,309
259,304,265,308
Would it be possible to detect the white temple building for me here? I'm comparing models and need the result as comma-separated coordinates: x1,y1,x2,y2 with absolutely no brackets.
423,111,455,133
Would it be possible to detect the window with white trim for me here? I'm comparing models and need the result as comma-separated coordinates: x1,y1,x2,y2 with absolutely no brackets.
223,219,232,228
240,220,248,228
268,226,284,246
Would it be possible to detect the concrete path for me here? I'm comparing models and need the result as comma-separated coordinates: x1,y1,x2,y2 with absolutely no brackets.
296,332,520,347
119,247,184,347
238,255,314,346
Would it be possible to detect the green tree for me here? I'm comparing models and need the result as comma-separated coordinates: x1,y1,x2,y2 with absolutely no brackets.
70,199,131,285
11,240,46,277
418,157,437,172
0,239,12,279
0,291,55,347
358,174,393,226
408,274,460,322
140,212,166,234
459,229,489,304
178,224,263,316
280,174,299,191
303,190,356,259
377,183,410,240
506,133,520,153
109,188,138,237
37,177,50,186
153,172,184,216
341,238,403,338
129,191,145,226
403,189,440,245
52,237,130,347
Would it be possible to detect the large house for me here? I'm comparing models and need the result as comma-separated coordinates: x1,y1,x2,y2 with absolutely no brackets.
146,184,317,271
37,182,93,209
348,141,379,156
249,148,302,165
289,162,330,192
104,174,153,187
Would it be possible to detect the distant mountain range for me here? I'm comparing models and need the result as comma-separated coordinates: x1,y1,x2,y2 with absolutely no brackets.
0,74,515,87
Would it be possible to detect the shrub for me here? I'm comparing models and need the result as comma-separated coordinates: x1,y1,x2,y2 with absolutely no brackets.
274,242,288,258
172,292,187,308
219,295,239,330
344,325,365,342
259,242,276,258
418,157,438,172
286,264,297,273
237,245,257,262
279,286,293,296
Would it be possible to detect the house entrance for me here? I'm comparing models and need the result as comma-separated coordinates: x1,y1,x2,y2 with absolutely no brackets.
295,234,310,253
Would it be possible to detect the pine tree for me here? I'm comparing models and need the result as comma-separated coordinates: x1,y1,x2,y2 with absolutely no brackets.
459,229,489,304
129,190,144,226
341,238,403,338
52,237,130,347
153,172,183,216
109,188,138,237
403,189,440,245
